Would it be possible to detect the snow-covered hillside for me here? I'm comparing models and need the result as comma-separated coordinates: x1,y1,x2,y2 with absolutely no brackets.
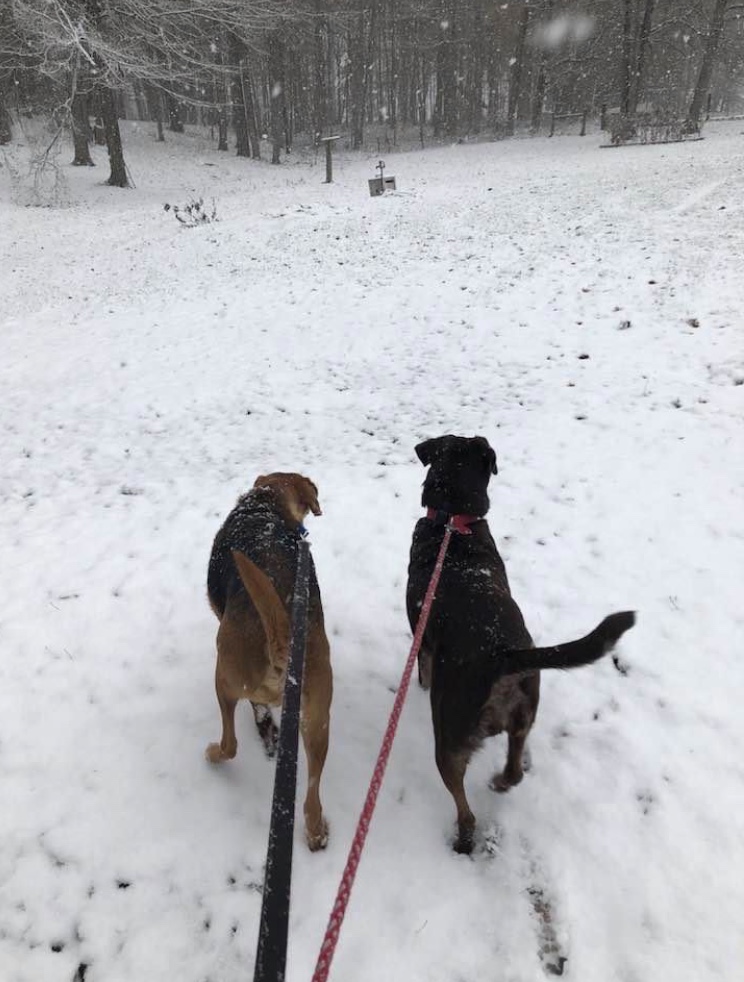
1,121,743,982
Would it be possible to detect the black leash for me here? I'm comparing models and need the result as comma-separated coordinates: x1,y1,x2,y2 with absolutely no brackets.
253,535,311,982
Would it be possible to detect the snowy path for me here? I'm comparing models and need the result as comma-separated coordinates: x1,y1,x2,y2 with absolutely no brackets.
1,122,743,982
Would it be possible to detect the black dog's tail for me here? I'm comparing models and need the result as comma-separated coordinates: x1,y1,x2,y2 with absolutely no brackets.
499,611,636,676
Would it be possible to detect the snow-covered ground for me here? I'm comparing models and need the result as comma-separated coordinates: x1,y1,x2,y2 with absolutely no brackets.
1,120,743,982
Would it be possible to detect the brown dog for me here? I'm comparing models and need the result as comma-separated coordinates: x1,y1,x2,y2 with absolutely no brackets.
205,473,332,851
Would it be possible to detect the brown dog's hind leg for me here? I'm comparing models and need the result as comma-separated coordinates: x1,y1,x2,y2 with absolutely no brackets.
252,703,278,757
490,727,529,793
205,680,238,763
300,626,332,851
437,746,476,854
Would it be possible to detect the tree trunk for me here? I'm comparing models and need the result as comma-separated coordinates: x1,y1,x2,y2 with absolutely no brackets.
506,3,530,136
217,106,229,150
234,51,261,160
0,89,12,145
146,85,165,142
530,57,547,134
231,75,249,158
530,0,553,134
620,0,633,116
244,69,262,159
313,0,328,137
167,94,184,133
389,0,398,142
99,83,129,187
466,0,486,135
225,34,250,157
268,30,286,163
487,40,500,130
71,89,95,165
349,4,367,149
132,79,148,121
417,24,428,147
687,0,729,127
434,2,458,138
628,0,656,115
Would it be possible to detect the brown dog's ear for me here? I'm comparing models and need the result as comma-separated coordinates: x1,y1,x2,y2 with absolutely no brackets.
302,478,322,516
473,436,498,475
415,437,443,466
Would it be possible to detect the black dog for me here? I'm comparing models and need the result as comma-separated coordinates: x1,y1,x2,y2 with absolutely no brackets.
406,435,635,854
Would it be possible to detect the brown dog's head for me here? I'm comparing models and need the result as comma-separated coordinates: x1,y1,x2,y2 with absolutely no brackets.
415,435,497,516
253,472,322,525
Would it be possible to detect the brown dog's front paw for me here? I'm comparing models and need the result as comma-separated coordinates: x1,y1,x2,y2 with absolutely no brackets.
305,817,329,852
489,768,523,793
205,741,236,763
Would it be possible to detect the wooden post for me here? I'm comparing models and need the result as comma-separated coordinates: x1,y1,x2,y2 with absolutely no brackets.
549,112,555,137
580,110,587,136
319,135,340,184
600,103,607,131
325,139,333,182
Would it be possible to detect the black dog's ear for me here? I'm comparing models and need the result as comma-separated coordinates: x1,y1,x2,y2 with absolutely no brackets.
473,436,498,475
415,437,443,466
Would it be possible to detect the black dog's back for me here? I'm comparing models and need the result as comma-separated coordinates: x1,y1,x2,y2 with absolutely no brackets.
407,514,538,754
408,516,634,695
407,516,532,668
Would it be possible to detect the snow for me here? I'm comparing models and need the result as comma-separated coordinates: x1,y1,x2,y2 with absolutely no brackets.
1,120,743,982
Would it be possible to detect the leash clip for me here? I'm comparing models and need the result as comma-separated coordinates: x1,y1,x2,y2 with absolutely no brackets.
447,515,474,536
426,507,477,536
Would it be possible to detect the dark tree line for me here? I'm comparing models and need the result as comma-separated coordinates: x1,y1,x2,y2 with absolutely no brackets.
1,1,742,185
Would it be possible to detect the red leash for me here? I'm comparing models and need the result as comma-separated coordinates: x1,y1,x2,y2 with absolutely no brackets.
310,524,455,982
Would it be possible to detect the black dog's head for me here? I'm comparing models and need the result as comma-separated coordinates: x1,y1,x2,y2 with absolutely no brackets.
415,435,497,516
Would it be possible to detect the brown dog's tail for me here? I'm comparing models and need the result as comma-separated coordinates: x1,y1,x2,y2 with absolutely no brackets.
231,550,290,676
499,611,636,676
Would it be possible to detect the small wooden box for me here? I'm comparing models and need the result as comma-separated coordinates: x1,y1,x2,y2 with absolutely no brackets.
368,176,397,197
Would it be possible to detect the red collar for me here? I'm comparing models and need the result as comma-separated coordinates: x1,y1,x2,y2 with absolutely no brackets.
425,508,481,535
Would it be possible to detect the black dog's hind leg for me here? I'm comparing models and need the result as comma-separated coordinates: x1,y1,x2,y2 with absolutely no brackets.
490,726,530,792
252,703,278,757
418,647,433,690
436,744,476,854
490,674,539,792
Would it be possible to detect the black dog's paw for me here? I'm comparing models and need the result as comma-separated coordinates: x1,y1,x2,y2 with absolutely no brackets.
489,768,524,793
259,719,279,758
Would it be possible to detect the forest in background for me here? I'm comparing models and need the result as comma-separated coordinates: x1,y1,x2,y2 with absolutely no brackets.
1,1,743,187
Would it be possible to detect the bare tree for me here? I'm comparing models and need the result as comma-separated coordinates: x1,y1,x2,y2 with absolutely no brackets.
3,0,744,183
629,0,657,114
507,1,531,136
687,0,731,126
0,87,12,144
